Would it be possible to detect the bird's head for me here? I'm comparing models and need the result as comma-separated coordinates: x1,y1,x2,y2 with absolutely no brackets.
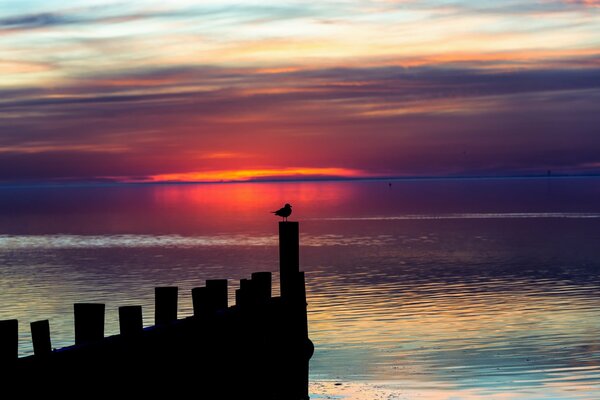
285,203,292,208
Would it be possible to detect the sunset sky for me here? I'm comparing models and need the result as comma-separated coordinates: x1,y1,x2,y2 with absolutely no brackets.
1,0,599,183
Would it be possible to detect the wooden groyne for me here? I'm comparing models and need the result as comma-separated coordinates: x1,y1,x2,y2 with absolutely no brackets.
0,222,314,399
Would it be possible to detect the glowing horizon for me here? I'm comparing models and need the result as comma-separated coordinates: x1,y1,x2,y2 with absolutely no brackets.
142,167,369,183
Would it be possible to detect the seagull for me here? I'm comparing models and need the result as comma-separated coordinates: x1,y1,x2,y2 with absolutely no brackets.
272,203,292,221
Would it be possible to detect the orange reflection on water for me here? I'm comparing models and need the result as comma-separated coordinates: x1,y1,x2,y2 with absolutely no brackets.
146,180,360,232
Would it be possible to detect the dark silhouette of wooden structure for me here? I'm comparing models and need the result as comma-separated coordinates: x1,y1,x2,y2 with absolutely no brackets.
0,222,313,399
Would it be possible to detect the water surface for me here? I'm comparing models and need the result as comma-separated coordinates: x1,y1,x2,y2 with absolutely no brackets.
1,177,600,399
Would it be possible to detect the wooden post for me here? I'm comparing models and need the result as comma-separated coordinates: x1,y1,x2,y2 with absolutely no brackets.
206,279,228,312
278,222,312,399
74,303,105,345
192,287,207,317
236,278,252,307
251,272,272,303
0,319,18,363
235,288,242,306
155,287,178,325
293,271,312,400
276,271,313,400
279,221,299,300
119,306,143,336
31,320,52,357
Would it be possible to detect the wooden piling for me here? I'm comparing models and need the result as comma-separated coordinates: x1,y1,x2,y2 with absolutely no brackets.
155,287,178,325
251,272,272,303
31,320,52,357
119,306,143,336
206,279,228,311
192,287,208,317
294,271,312,400
0,319,18,363
235,279,249,307
235,288,242,306
291,272,307,305
74,303,105,345
240,278,251,291
279,221,299,299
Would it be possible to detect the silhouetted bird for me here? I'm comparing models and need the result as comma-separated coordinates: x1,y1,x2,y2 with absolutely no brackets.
272,203,292,221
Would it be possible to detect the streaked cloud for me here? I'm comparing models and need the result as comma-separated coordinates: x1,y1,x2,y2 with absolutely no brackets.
0,12,71,31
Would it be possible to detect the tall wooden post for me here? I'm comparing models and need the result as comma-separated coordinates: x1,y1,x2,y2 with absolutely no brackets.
0,319,18,364
74,303,105,345
31,320,52,356
235,279,250,307
192,287,207,317
155,287,178,325
206,279,228,312
277,221,313,400
279,221,299,300
119,306,143,336
251,272,272,304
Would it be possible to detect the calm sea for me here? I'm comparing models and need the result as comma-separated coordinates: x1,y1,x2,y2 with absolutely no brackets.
1,177,600,399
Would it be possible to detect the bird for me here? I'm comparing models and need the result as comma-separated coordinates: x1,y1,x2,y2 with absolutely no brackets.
272,203,292,221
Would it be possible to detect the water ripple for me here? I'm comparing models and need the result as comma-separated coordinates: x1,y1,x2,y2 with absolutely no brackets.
0,233,396,249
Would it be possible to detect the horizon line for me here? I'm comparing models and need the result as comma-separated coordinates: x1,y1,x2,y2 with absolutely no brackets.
0,172,599,189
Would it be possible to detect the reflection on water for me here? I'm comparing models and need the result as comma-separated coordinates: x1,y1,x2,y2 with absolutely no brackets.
1,178,600,399
0,233,398,249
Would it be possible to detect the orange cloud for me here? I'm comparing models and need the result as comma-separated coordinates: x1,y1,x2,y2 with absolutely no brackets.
390,48,600,68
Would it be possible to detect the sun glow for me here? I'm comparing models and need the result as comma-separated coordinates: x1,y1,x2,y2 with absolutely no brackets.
143,167,367,183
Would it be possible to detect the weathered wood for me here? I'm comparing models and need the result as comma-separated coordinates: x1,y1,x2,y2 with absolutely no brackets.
119,305,143,336
206,279,228,311
279,221,299,299
235,279,250,307
192,287,208,317
0,319,18,363
251,272,272,303
30,320,51,356
74,303,105,345
235,288,242,306
155,287,178,325
291,272,308,307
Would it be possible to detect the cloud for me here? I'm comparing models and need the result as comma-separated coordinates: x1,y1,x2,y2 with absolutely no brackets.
0,12,71,30
0,3,323,34
1,1,599,182
3,64,600,113
0,62,599,181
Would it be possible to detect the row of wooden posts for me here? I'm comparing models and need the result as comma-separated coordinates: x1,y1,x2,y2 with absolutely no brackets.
0,274,272,361
0,222,312,399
